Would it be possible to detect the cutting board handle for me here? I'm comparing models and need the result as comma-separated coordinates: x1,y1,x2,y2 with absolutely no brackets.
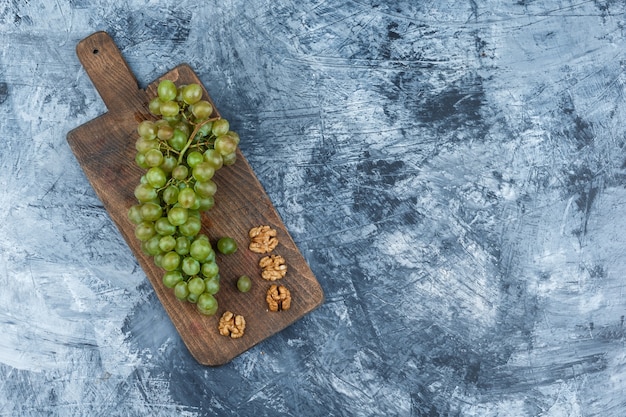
76,31,144,112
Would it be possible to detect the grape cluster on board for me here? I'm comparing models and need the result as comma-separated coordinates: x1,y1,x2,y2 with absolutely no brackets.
127,79,240,316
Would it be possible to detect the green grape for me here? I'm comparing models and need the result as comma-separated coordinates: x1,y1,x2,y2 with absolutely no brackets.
140,202,162,221
222,152,237,166
135,152,149,169
217,237,238,254
187,292,200,304
155,217,176,235
227,131,240,145
194,180,217,197
128,204,143,224
134,183,157,202
203,149,223,170
182,84,203,105
160,100,180,118
197,293,218,315
212,118,229,136
237,275,252,293
190,238,212,262
197,195,215,211
167,206,188,226
214,134,237,156
163,271,183,289
149,97,162,115
198,122,213,137
161,251,181,271
179,216,201,237
171,164,188,181
192,162,215,182
168,129,187,151
159,235,177,252
162,185,179,205
135,136,159,153
177,187,197,209
191,100,213,120
157,79,177,101
186,151,204,168
157,125,174,141
183,258,201,277
201,260,219,279
174,121,191,137
144,236,163,256
174,281,189,300
135,221,155,241
175,236,191,255
187,276,205,295
204,276,220,295
137,120,157,140
145,167,167,188
160,154,177,173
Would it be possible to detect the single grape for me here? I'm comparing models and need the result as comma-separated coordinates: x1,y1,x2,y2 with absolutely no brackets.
135,136,159,153
160,154,177,173
162,185,179,205
167,206,188,226
135,152,149,169
128,204,143,224
148,97,162,115
160,100,180,118
177,187,197,209
217,237,238,254
196,293,218,315
198,122,213,137
163,271,183,289
192,162,215,182
204,276,220,295
227,131,241,145
214,134,237,156
173,281,189,300
135,221,155,241
237,275,252,293
179,216,201,237
222,152,237,166
191,100,213,120
201,261,219,279
212,118,229,136
182,84,203,105
173,121,191,137
157,79,177,102
187,292,200,304
186,151,204,168
145,167,167,188
137,120,157,140
171,165,188,181
190,238,212,262
194,180,217,197
197,196,215,211
159,235,177,252
161,251,181,271
175,236,191,255
168,129,187,151
187,276,205,295
154,217,176,235
134,183,157,202
182,257,201,276
144,236,163,256
203,149,223,170
140,202,162,222
157,125,174,141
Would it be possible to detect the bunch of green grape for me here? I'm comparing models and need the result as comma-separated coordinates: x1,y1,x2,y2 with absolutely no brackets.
127,79,240,316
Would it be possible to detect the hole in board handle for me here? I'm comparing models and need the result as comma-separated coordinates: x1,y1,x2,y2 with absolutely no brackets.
93,49,99,54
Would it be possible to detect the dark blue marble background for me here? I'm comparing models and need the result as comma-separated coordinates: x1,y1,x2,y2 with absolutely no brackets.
1,1,625,416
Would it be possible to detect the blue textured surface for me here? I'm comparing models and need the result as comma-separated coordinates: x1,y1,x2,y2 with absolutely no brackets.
1,1,626,416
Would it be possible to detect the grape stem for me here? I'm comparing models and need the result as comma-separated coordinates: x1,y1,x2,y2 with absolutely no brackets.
178,116,220,164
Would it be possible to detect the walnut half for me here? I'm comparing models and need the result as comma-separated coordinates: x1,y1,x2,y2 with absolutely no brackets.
266,284,291,312
218,311,246,338
248,225,279,254
259,254,287,281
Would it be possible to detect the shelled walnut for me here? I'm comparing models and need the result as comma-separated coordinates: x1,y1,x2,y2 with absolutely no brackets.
218,311,246,338
266,284,291,312
248,225,279,254
259,254,287,281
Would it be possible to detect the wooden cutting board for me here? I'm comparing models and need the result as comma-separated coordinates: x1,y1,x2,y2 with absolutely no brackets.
66,31,324,366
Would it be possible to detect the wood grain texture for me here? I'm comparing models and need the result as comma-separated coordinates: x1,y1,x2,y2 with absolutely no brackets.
66,31,323,365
